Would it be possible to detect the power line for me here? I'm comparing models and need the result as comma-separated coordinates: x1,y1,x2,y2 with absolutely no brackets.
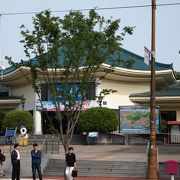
0,2,180,16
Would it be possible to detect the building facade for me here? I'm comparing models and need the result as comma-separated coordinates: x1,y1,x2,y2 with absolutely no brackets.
0,48,179,135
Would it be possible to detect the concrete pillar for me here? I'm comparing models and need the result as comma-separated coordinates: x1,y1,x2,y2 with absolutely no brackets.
33,110,42,135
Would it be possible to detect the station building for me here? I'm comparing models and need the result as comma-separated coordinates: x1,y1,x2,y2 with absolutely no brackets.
0,48,179,136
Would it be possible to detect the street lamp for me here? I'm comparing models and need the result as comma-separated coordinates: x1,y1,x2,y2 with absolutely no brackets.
21,97,26,111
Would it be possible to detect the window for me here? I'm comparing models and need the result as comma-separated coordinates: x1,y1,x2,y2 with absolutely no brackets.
41,82,96,101
161,111,176,121
0,85,9,97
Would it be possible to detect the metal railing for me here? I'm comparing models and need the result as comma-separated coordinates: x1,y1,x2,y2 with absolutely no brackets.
31,135,61,155
111,132,180,145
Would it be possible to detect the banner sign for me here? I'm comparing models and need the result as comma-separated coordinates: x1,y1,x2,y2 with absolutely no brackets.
36,100,98,111
119,106,160,133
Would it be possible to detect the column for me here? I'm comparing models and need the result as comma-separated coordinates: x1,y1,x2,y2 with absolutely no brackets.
33,110,42,135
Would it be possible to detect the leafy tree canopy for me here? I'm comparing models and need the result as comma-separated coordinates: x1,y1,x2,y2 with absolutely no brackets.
77,107,119,133
2,111,34,133
6,9,133,152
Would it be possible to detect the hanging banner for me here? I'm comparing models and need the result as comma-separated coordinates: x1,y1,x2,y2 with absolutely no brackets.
36,100,98,111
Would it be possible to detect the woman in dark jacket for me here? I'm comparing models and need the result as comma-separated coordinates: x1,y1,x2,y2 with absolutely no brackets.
65,147,77,180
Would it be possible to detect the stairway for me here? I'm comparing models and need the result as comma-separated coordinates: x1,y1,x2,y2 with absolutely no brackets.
43,159,180,178
43,159,147,178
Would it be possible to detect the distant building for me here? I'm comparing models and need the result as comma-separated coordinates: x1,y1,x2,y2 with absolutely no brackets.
0,48,179,135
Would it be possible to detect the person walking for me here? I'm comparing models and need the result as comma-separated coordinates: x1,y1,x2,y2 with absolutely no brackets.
65,147,77,180
31,143,42,180
0,149,5,176
11,143,20,180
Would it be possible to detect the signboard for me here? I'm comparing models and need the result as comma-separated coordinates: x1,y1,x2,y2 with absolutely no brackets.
119,106,160,133
36,100,98,111
88,132,99,137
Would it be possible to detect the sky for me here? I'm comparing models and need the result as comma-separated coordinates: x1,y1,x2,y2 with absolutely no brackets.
0,0,180,71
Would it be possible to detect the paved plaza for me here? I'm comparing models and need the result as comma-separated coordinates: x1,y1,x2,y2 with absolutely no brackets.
1,144,180,179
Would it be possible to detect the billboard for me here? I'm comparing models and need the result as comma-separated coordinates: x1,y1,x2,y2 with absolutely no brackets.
119,106,160,133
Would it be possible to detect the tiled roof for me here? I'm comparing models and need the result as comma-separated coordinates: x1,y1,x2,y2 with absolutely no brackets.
130,82,180,97
3,48,173,75
111,48,173,71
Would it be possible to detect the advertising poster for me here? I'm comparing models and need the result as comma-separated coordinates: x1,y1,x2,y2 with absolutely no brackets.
119,106,160,133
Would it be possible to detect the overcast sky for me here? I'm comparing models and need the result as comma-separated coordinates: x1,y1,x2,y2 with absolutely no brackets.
0,0,180,71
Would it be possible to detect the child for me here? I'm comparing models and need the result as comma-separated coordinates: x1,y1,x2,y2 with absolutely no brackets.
0,149,5,176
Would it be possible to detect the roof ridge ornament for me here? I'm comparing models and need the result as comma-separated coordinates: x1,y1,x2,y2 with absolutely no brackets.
0,63,5,80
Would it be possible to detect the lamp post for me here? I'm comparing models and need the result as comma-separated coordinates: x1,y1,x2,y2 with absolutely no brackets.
21,97,26,111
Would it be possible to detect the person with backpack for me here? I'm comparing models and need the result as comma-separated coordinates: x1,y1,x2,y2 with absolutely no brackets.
0,149,6,176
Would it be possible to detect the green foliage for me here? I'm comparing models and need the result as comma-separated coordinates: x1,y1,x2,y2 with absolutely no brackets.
160,119,168,133
6,9,133,150
175,73,180,80
96,89,117,107
77,107,118,133
127,111,150,122
2,111,34,133
0,112,6,135
0,111,6,129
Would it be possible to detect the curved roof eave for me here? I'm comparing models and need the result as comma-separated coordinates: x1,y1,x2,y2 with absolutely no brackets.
130,96,180,103
101,63,176,84
1,63,176,85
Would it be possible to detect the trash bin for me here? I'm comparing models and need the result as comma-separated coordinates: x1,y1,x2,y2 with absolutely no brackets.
166,160,178,180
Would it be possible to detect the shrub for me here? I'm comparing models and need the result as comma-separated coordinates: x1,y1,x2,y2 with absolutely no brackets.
0,112,6,127
2,110,33,133
77,107,119,133
0,112,6,135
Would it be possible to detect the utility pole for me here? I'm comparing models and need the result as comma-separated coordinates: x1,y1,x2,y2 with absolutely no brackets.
146,0,158,179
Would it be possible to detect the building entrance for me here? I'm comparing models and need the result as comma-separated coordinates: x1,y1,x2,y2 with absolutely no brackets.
42,112,67,134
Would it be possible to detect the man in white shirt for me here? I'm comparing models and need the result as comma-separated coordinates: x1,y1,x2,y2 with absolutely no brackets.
11,143,20,180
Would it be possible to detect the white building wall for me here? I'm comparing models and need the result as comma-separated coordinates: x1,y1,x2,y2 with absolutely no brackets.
10,84,42,134
10,84,35,111
100,79,150,109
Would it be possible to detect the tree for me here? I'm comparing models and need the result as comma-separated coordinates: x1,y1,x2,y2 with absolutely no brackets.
2,110,33,132
175,72,180,80
0,111,6,135
96,89,117,107
7,9,133,177
77,107,118,133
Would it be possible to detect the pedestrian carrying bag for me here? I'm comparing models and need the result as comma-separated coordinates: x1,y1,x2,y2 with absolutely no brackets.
72,169,78,177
